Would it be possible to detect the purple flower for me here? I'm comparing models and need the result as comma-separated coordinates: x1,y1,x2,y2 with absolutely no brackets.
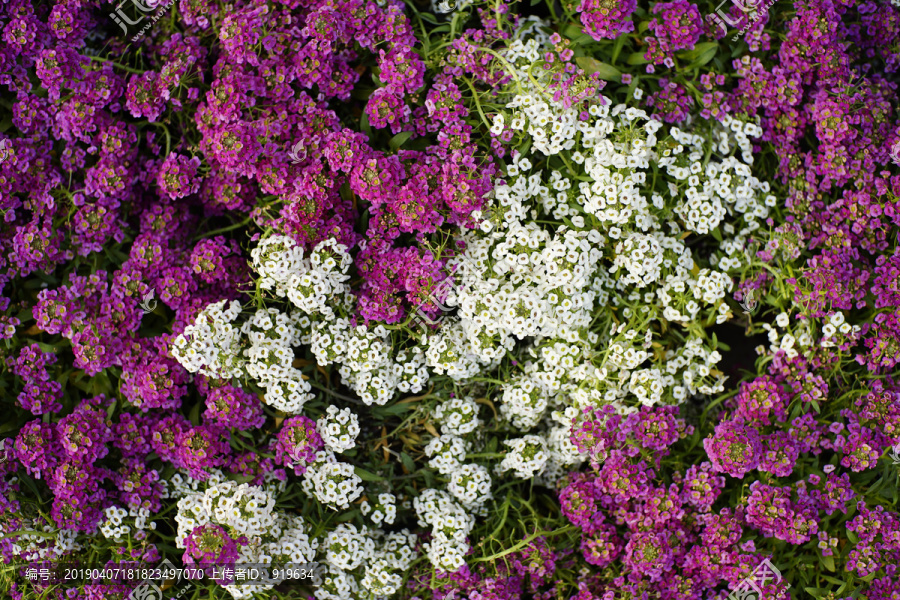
703,420,763,478
274,416,324,476
156,153,202,200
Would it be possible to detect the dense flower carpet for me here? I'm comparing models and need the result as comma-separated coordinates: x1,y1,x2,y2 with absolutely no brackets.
1,0,900,598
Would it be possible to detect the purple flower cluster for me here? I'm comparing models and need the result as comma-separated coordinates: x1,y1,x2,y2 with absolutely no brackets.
644,0,706,67
14,397,113,532
577,0,637,41
555,408,781,598
274,415,324,476
7,344,63,415
569,404,692,467
183,523,244,581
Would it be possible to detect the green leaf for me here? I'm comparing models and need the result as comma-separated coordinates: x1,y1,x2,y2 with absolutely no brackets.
680,42,719,69
610,34,628,65
360,110,371,138
354,467,384,482
637,20,651,34
626,51,650,65
563,23,584,39
389,131,414,152
189,401,201,426
518,137,532,159
401,452,416,473
106,397,118,421
575,57,622,81
677,42,719,62
335,509,359,522
820,554,835,572
419,11,437,24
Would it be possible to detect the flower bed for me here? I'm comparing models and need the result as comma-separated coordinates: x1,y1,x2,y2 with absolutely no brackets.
1,0,899,598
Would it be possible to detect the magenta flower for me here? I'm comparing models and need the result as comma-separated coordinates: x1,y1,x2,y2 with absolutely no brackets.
156,153,202,200
275,416,324,476
703,420,763,478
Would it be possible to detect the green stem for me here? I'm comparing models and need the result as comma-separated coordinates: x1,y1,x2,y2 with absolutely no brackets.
462,77,491,129
477,47,525,96
475,525,577,562
0,530,58,540
88,56,144,74
192,213,255,241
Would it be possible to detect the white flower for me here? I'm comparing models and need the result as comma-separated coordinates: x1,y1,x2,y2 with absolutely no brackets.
317,406,360,453
309,462,364,510
498,435,549,478
433,396,481,436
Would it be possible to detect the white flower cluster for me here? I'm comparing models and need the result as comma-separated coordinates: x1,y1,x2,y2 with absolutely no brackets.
297,452,364,510
171,300,314,414
414,488,476,572
360,492,397,526
171,299,245,379
499,376,549,429
423,319,492,379
172,479,316,599
461,22,780,421
98,505,156,541
311,318,429,405
6,517,81,561
420,395,495,529
448,463,493,512
315,528,416,600
222,516,317,599
242,307,315,413
323,523,376,570
253,234,415,407
425,434,469,475
498,434,549,479
251,236,353,321
317,405,361,453
432,396,481,435
174,480,280,547
817,311,860,348
358,530,416,596
429,223,604,368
